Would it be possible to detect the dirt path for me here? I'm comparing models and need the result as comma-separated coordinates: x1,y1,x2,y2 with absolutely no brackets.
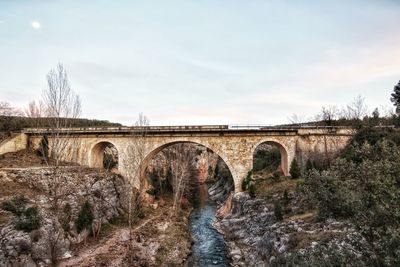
0,166,78,171
58,215,162,267
132,214,161,232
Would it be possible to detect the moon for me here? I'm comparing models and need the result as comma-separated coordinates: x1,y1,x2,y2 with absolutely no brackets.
31,21,41,29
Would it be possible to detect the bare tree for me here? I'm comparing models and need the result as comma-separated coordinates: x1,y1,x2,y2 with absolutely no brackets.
32,64,83,265
288,113,307,125
0,101,23,116
42,63,81,165
315,105,339,125
123,113,150,262
124,113,150,189
36,63,83,265
47,219,64,265
36,63,83,212
25,100,45,118
380,105,396,118
165,143,197,216
342,95,368,120
24,100,46,128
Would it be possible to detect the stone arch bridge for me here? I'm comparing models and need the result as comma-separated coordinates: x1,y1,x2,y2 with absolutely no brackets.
4,125,355,192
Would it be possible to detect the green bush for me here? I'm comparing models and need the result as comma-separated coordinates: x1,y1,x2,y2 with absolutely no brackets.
301,139,400,265
340,127,400,163
60,203,72,231
241,170,253,191
305,159,313,173
37,135,49,158
248,182,256,198
16,207,41,232
103,153,117,170
282,189,289,207
1,196,29,216
76,200,94,233
1,196,41,232
271,171,281,182
253,148,281,172
274,201,283,221
289,158,301,179
241,179,248,191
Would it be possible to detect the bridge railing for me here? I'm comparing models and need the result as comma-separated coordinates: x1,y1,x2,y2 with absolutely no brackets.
21,124,362,134
228,124,357,130
22,125,231,134
229,124,273,129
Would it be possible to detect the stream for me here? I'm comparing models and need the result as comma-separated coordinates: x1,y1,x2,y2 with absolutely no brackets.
187,184,229,267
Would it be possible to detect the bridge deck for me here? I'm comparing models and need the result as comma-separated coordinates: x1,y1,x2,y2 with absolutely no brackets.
22,125,356,136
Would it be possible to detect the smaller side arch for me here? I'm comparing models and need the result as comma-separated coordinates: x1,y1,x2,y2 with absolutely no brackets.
89,141,119,169
252,139,290,176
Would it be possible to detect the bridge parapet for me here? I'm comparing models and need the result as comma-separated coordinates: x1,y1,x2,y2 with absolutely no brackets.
22,125,230,134
22,125,356,136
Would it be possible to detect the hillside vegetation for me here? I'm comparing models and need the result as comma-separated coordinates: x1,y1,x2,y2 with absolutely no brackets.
221,126,400,266
299,127,400,265
0,116,122,132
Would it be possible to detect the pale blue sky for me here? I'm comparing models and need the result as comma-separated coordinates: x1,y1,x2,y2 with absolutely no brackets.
0,0,399,125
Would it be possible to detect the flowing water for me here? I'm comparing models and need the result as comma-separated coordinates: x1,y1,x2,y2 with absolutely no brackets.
187,184,229,267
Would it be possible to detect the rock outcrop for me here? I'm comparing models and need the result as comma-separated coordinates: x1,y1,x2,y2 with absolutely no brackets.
216,192,376,266
0,167,126,267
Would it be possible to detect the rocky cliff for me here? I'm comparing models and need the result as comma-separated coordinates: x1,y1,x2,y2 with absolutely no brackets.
216,182,377,266
0,167,126,266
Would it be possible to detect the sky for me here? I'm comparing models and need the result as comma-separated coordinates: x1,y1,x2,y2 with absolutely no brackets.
0,0,399,126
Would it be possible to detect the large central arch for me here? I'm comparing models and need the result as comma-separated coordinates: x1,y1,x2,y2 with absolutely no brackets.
139,141,236,191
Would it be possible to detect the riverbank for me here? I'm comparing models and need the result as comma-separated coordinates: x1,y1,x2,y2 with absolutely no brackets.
215,176,376,266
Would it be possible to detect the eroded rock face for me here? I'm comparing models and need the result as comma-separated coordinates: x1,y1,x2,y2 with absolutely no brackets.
0,224,35,267
208,173,234,205
6,168,127,218
0,167,126,267
216,193,376,266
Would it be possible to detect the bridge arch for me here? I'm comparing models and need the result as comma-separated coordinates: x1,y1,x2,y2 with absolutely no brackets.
252,139,290,176
89,141,119,170
139,140,236,191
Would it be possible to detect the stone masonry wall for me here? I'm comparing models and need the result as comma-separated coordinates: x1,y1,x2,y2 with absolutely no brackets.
0,134,28,155
28,128,354,192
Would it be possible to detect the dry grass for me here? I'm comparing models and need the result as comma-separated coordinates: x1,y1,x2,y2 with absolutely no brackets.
0,212,11,227
288,230,346,250
0,149,79,168
0,176,38,198
254,175,299,200
0,149,46,168
253,172,318,223
287,212,315,223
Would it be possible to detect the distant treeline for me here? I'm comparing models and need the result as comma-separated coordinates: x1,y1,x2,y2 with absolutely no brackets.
0,116,122,132
283,115,400,128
